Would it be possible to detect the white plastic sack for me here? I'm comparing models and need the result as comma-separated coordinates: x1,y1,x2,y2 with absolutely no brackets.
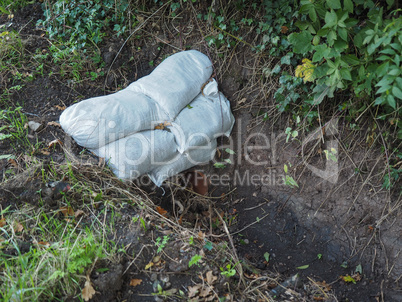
168,79,234,153
60,89,168,149
60,50,213,149
90,130,177,180
127,50,213,118
149,140,218,186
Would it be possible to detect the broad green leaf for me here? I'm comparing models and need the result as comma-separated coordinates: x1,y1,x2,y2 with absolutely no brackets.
334,39,348,52
344,0,353,12
264,252,270,262
389,68,400,76
377,55,390,61
340,68,352,81
284,164,288,174
312,44,331,62
317,28,329,36
338,27,348,41
343,54,360,65
327,30,337,46
309,7,317,22
380,48,396,55
297,264,309,269
312,35,320,46
288,31,313,54
392,86,402,99
376,61,389,77
387,94,396,109
395,77,402,90
313,85,330,105
376,84,391,94
326,0,341,10
323,10,338,29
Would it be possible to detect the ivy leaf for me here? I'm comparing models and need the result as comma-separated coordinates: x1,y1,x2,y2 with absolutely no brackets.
288,31,313,54
326,0,341,10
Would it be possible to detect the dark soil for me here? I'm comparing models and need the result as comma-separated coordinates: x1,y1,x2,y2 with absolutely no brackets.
0,3,401,302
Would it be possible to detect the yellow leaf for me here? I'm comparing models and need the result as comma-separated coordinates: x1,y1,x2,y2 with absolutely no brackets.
129,279,142,287
145,262,154,270
295,58,316,83
82,277,96,301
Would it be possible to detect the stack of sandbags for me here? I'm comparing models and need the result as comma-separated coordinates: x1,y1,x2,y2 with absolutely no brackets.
60,50,234,186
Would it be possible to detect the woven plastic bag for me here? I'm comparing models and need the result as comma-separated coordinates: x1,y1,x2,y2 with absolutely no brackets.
90,130,177,180
168,79,234,153
60,50,213,149
148,140,218,186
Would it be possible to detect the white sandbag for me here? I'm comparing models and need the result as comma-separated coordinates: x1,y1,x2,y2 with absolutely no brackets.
127,50,213,118
149,140,217,187
60,89,168,149
90,130,178,180
168,79,235,153
60,50,213,149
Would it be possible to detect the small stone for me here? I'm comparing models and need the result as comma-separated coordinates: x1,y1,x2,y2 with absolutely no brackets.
164,282,171,289
150,273,158,281
160,275,169,283
28,121,43,132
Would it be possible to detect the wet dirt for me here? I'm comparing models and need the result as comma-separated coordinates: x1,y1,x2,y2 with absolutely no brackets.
0,3,401,302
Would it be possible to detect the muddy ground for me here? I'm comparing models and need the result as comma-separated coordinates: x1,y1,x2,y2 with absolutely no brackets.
1,3,401,302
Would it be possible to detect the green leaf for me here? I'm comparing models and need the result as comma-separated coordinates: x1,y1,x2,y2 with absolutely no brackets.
340,68,352,81
376,61,389,77
326,0,341,9
327,30,337,46
284,164,288,174
312,44,331,62
297,264,309,269
396,77,402,90
344,0,353,13
309,7,317,22
281,55,291,65
338,27,348,41
323,10,338,29
342,275,356,284
94,192,102,202
264,252,270,262
355,264,363,274
0,6,10,14
343,54,360,65
380,48,396,55
389,68,400,76
392,85,401,100
288,31,313,54
387,94,396,109
225,148,235,155
214,162,226,169
0,154,15,160
313,85,330,105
